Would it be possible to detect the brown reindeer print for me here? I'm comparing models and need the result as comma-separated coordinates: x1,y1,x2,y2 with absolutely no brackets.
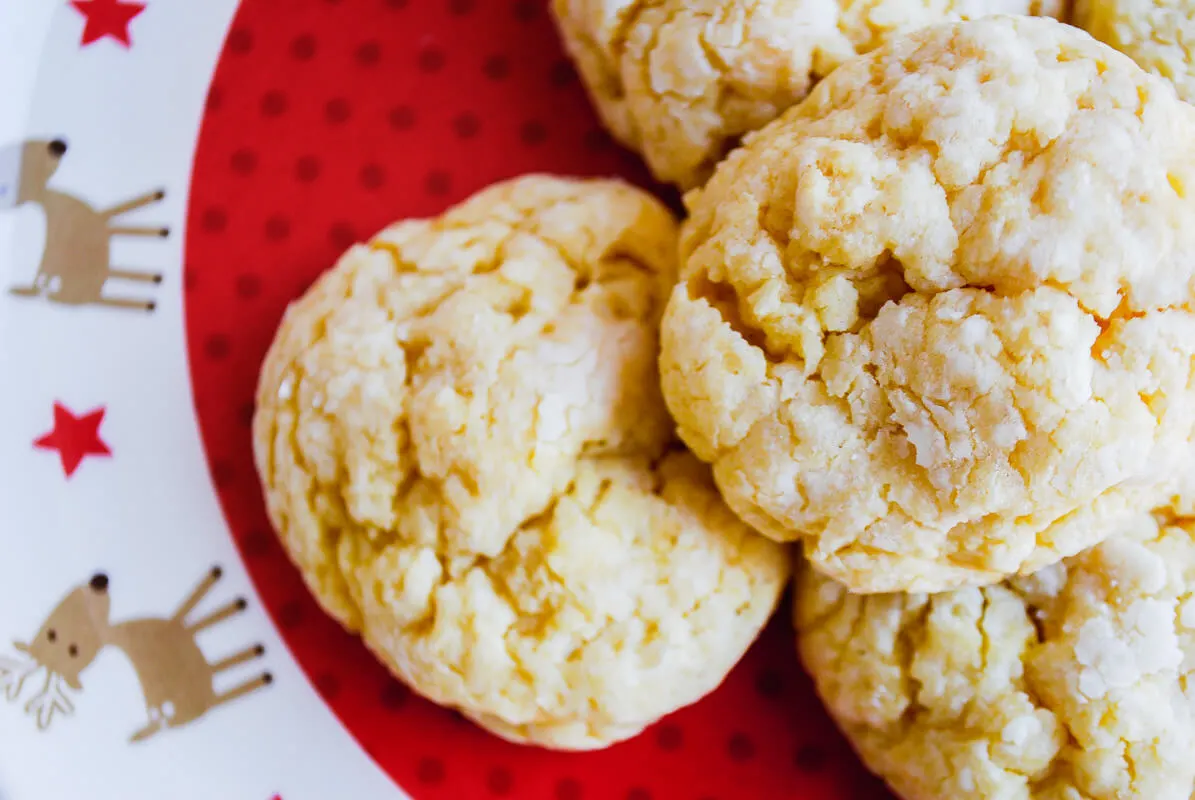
0,567,272,742
0,138,168,312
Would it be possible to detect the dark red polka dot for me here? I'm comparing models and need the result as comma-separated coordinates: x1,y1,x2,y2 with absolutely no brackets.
260,90,288,117
656,724,683,751
210,458,234,486
793,744,827,772
290,34,316,60
315,673,341,701
385,0,408,8
755,669,783,698
237,401,255,428
550,59,576,88
513,0,537,21
230,148,257,175
417,758,445,785
236,273,263,298
483,54,509,80
295,155,321,182
449,0,474,14
453,113,480,138
728,732,755,761
425,170,451,196
201,207,227,233
205,86,223,113
204,333,231,360
380,680,409,710
418,47,445,72
227,28,253,54
278,600,304,629
486,766,513,795
325,97,352,124
183,269,198,292
520,120,547,145
329,221,357,250
627,789,651,800
389,105,416,130
360,163,386,190
264,216,290,241
556,778,582,800
356,40,381,66
241,530,273,558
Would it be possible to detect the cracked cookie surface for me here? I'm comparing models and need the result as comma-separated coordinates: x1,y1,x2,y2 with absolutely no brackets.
1075,0,1195,103
551,0,1064,191
251,174,790,749
795,508,1195,800
659,15,1195,593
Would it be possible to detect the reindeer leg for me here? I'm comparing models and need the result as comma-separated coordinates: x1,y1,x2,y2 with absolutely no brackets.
209,644,265,674
172,565,224,623
102,190,166,220
210,672,273,710
129,717,164,744
10,272,46,296
107,267,164,284
93,296,156,312
185,596,248,634
108,225,170,239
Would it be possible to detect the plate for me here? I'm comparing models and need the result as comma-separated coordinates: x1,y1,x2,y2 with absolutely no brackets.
0,2,891,798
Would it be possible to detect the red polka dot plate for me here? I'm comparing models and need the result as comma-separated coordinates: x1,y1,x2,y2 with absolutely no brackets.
0,2,891,798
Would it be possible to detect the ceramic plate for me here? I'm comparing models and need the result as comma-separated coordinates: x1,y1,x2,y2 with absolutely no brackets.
0,2,893,798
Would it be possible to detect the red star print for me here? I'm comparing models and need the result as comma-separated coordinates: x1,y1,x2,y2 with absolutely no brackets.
34,402,112,478
70,0,146,48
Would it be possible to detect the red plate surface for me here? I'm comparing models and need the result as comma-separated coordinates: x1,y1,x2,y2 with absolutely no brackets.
184,1,892,798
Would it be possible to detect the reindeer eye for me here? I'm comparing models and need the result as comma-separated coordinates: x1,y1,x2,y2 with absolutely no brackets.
47,629,56,642
68,644,78,657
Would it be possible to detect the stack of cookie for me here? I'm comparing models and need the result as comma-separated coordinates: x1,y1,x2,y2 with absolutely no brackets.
650,15,1195,799
251,4,1195,797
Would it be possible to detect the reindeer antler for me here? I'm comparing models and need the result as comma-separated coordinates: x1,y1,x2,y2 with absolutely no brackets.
0,653,40,702
24,671,75,730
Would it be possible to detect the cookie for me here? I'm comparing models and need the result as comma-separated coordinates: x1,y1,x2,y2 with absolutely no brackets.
1074,0,1195,103
551,0,1065,191
659,15,1195,593
794,508,1195,800
251,175,790,750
